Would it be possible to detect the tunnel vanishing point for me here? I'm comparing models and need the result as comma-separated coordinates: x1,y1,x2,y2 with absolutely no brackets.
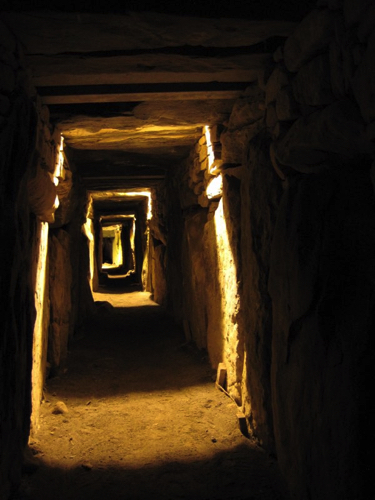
0,1,374,499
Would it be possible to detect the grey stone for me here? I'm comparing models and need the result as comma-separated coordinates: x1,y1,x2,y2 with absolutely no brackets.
274,99,373,171
48,230,73,374
52,401,69,415
228,85,265,130
221,121,264,164
269,170,375,500
240,133,281,450
27,164,57,223
284,9,334,72
292,53,335,106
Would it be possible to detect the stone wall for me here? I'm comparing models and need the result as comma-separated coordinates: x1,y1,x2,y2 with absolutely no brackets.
166,2,375,498
166,131,246,404
266,3,374,498
148,185,168,304
0,19,58,498
0,20,92,497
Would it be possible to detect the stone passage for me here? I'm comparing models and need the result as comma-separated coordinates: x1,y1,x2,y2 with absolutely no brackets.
1,3,373,499
19,287,288,500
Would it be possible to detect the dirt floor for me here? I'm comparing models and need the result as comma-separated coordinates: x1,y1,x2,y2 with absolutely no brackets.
16,284,289,500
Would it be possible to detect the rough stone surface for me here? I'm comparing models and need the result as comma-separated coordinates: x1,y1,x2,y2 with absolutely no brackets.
27,164,57,223
51,401,68,415
275,86,300,121
1,11,294,174
239,133,281,450
283,9,334,72
221,121,264,165
151,242,167,305
48,229,72,375
181,209,209,350
2,4,375,500
0,24,42,500
292,53,335,106
274,99,373,171
269,170,374,499
227,85,265,130
265,66,290,106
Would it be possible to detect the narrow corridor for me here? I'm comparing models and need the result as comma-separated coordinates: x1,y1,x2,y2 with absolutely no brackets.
18,286,288,500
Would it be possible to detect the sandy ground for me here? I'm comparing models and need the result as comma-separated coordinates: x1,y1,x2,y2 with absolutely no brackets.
16,286,289,500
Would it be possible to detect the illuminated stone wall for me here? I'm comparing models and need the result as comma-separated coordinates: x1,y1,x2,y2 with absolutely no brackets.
167,131,245,404
166,3,375,498
147,185,168,304
1,1,375,499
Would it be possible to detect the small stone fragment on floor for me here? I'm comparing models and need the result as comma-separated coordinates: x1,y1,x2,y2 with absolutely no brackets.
52,401,69,414
81,463,93,471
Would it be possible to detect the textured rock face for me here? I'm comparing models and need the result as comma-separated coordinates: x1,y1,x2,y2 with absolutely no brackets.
27,164,57,223
164,2,375,498
29,221,50,435
239,134,281,450
182,209,208,350
1,10,296,178
150,240,167,305
269,170,375,499
1,2,375,500
0,21,90,498
0,21,60,498
48,229,72,374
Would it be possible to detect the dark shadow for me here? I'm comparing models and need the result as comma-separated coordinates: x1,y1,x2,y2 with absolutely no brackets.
95,283,143,295
48,303,213,399
14,444,288,500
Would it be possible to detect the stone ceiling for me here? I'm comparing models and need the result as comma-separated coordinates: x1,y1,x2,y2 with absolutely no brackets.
1,4,311,210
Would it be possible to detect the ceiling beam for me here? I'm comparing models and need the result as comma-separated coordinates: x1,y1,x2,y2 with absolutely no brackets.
42,90,244,105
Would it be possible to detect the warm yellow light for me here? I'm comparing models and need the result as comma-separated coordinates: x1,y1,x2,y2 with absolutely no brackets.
206,174,223,200
83,196,95,288
204,125,216,174
121,191,152,220
90,190,153,220
30,221,49,435
53,195,60,210
53,136,65,185
213,199,241,404
101,214,135,221
131,218,136,265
